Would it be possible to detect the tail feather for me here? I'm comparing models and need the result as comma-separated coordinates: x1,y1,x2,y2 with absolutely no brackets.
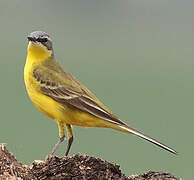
118,124,177,154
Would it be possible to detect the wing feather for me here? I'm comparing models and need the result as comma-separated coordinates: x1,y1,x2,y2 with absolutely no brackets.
33,63,126,126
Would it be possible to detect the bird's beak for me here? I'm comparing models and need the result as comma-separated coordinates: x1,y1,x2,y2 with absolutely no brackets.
27,36,35,42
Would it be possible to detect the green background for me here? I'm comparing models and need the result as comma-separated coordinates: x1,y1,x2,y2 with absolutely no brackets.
0,1,193,179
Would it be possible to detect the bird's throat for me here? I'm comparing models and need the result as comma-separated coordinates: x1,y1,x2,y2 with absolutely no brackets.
27,42,52,63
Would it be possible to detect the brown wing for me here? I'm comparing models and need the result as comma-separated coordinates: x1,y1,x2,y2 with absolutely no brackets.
33,63,126,126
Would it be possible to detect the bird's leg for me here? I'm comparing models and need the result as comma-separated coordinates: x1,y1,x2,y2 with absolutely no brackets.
64,124,73,156
50,121,65,155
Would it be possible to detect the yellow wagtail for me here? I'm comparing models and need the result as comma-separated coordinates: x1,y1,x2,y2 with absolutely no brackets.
24,31,176,156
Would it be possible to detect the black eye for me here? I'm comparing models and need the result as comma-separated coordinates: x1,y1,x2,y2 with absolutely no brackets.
36,38,48,43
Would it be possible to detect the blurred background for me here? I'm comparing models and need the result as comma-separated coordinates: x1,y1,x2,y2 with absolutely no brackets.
0,0,193,179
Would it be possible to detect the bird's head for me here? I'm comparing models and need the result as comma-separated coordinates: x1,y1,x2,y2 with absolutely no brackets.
27,31,54,60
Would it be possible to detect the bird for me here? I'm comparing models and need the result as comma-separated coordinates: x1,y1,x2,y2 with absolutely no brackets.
24,31,177,156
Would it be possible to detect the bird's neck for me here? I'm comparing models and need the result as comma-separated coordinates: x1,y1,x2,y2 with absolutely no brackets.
27,43,53,64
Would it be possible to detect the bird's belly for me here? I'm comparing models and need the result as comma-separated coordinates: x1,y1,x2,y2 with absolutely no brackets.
25,79,108,127
60,107,109,128
26,86,62,120
26,86,108,128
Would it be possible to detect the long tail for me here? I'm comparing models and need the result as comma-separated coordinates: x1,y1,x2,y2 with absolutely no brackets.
112,123,177,154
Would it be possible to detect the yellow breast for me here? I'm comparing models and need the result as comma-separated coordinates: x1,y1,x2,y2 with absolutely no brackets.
24,43,63,120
